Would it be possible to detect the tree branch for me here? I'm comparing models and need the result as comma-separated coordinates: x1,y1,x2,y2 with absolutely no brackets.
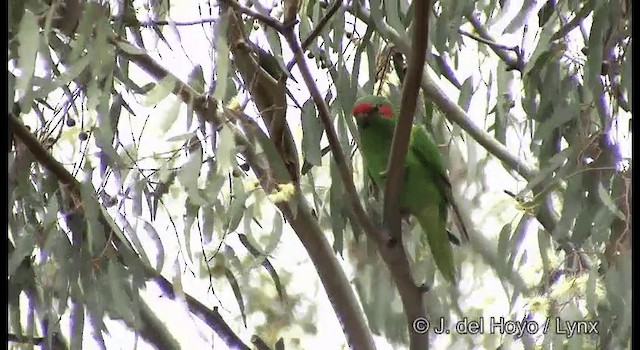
8,235,181,350
116,35,377,349
9,114,251,350
148,266,251,350
8,334,45,346
285,0,342,72
464,12,524,72
234,108,379,349
282,22,429,350
418,74,537,180
383,0,431,249
224,0,291,31
383,3,432,347
282,27,389,265
458,28,517,52
112,16,219,27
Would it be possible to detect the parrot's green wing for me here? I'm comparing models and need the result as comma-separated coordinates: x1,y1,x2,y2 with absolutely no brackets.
409,126,470,241
409,126,451,192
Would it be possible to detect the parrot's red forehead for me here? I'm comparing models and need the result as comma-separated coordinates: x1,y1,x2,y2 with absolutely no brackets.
352,102,393,119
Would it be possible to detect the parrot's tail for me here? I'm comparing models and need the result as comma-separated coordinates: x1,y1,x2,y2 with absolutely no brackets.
415,209,457,284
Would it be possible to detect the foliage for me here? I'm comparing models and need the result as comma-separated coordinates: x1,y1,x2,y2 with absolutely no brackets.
8,0,631,349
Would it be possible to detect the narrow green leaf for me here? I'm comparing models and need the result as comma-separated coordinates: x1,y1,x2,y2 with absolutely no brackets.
109,93,124,140
33,55,92,100
533,103,577,143
8,303,21,340
263,211,283,258
336,64,357,117
206,170,227,200
621,43,632,109
8,72,15,112
70,302,85,350
223,264,247,327
201,205,215,244
537,229,552,272
183,201,199,266
585,3,608,89
368,0,384,36
108,260,133,323
16,10,39,93
598,182,625,220
216,124,236,174
132,176,144,217
238,233,284,301
298,15,312,47
589,206,614,244
213,10,231,100
187,64,205,94
457,77,474,112
118,214,152,268
8,229,35,277
225,177,248,234
263,28,286,75
507,216,532,268
178,147,203,193
554,176,585,241
383,0,404,35
141,220,165,272
496,223,512,266
329,159,345,254
166,132,197,143
517,147,572,197
585,265,599,315
522,13,558,77
330,7,346,55
80,179,108,256
157,97,182,134
301,98,323,166
143,75,176,106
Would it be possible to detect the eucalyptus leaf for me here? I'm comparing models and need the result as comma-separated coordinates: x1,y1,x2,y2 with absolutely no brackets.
301,98,323,167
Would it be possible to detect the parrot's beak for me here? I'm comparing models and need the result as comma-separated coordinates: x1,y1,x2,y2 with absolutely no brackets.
353,112,371,128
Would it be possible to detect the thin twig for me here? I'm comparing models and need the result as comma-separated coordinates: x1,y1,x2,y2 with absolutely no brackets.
224,0,288,32
285,0,342,72
458,28,518,52
464,12,524,71
383,0,431,246
382,1,431,348
8,334,45,346
550,1,596,42
112,16,219,27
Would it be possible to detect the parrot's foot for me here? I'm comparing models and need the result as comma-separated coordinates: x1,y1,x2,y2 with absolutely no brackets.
417,283,431,294
379,169,388,179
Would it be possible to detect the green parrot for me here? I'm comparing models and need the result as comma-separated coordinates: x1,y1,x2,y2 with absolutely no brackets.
351,95,469,283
